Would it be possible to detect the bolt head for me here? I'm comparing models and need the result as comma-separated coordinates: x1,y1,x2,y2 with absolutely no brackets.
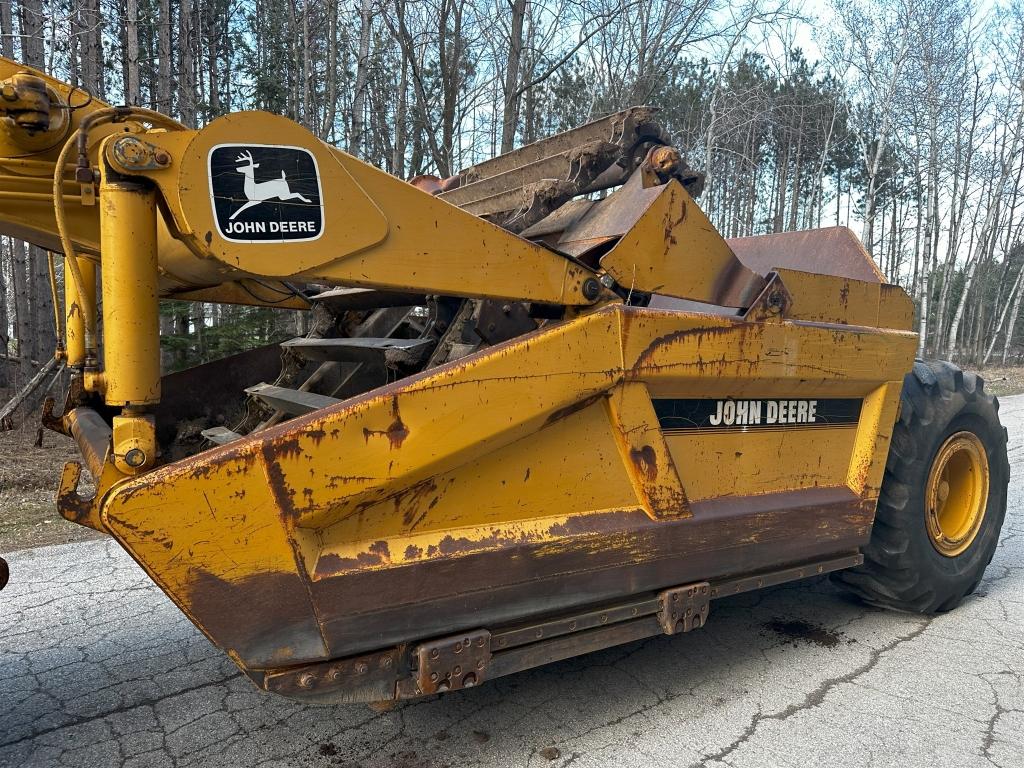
124,448,147,467
582,277,602,300
298,672,316,689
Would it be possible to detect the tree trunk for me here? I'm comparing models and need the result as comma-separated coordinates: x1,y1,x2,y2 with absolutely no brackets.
179,0,197,126
125,0,141,104
350,0,373,155
157,0,172,112
0,0,14,58
11,240,31,381
499,0,527,153
19,0,44,68
30,246,53,363
1002,264,1024,364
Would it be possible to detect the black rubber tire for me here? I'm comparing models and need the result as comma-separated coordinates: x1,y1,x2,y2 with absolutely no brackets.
833,359,1010,613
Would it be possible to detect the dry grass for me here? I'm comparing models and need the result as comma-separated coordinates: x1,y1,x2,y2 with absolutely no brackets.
972,365,1024,398
0,421,104,553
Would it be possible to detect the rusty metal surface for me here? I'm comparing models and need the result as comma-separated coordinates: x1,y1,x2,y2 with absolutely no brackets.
97,293,915,683
244,383,341,415
65,407,111,481
308,286,426,312
657,582,711,634
263,645,404,703
414,630,491,695
309,488,874,660
437,107,683,233
491,596,654,652
256,551,862,702
441,107,661,194
554,170,663,258
488,616,663,684
727,226,886,283
474,299,536,345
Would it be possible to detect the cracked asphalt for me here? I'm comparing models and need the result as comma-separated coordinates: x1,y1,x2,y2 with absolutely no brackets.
2,394,1022,768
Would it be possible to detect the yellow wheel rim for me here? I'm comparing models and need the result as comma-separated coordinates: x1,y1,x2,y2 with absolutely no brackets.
925,431,990,557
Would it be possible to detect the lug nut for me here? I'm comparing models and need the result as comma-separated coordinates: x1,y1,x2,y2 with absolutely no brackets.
298,672,316,689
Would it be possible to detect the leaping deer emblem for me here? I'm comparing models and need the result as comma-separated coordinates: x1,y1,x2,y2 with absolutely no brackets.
229,150,312,220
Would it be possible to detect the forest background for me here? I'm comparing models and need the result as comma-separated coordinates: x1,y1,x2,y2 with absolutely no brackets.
0,0,1023,392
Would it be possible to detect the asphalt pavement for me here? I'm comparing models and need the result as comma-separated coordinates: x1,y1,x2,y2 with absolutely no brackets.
2,394,1022,768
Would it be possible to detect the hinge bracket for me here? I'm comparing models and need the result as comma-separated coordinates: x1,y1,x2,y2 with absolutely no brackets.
414,629,491,695
657,582,710,635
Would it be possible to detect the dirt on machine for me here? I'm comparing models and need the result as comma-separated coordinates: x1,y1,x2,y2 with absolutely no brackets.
0,58,1009,704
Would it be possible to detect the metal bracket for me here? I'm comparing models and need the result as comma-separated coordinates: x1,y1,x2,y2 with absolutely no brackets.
415,629,491,695
657,582,710,635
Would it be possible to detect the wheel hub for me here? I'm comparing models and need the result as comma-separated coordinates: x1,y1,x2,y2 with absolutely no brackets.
925,431,990,557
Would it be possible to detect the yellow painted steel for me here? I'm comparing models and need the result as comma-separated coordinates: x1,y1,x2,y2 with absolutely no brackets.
0,57,597,308
600,178,763,306
93,291,917,668
64,256,96,366
96,165,161,406
0,55,930,692
925,431,990,556
92,151,161,474
103,112,598,306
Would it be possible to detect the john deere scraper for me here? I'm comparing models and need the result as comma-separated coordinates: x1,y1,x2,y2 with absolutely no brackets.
0,58,1008,703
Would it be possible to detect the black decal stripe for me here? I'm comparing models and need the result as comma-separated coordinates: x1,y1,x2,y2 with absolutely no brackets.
662,424,860,435
653,398,863,432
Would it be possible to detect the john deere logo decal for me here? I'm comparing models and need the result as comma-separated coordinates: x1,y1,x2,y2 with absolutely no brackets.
208,144,323,242
654,398,862,433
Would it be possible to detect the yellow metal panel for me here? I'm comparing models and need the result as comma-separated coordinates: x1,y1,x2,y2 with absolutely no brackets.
774,268,883,327
312,398,641,577
101,446,329,664
604,381,689,518
94,301,916,676
878,283,916,331
620,307,918,397
261,308,624,531
600,178,763,306
136,113,598,306
846,381,903,497
667,429,857,501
